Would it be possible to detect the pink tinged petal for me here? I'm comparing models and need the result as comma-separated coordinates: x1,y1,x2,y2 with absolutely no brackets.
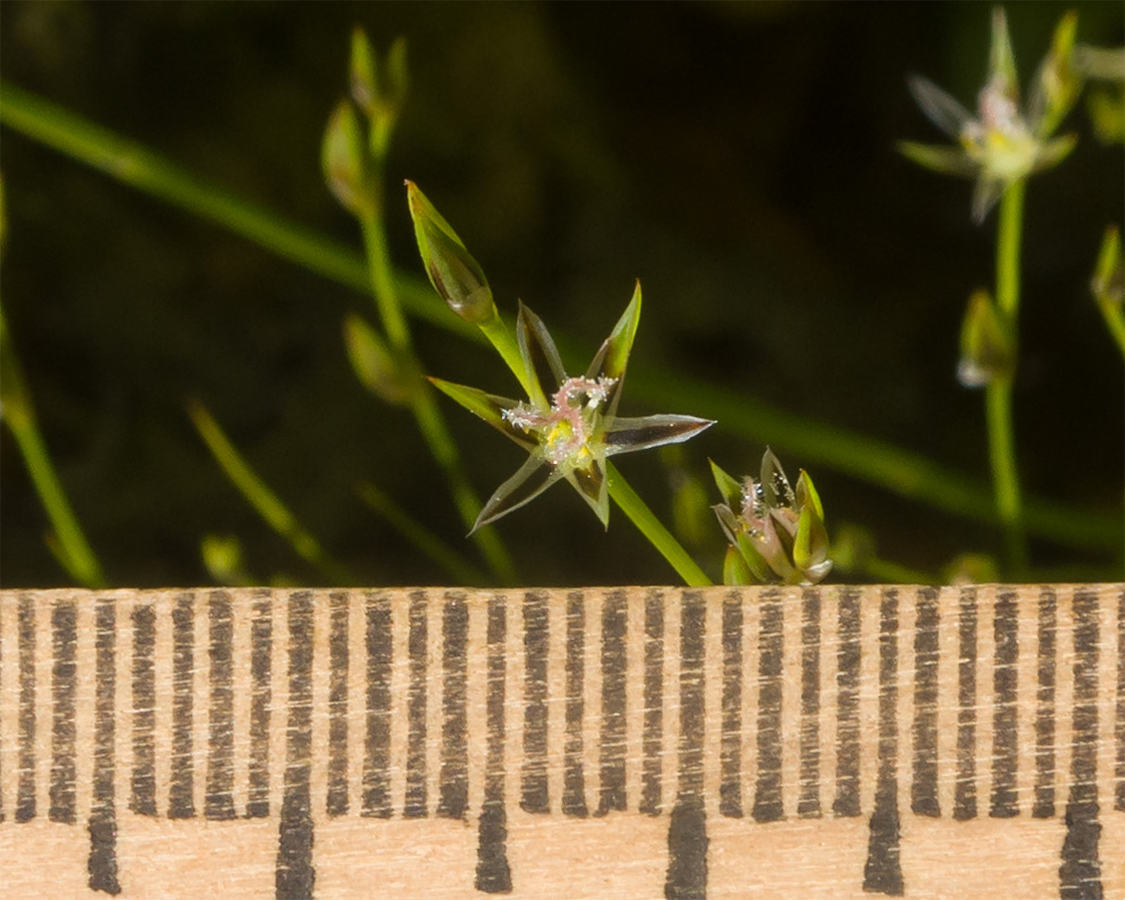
516,302,565,406
472,454,565,532
603,414,714,455
564,458,610,528
752,515,795,582
897,141,979,178
428,377,535,449
907,74,975,140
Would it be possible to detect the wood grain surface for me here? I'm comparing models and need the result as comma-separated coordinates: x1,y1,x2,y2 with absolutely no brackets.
0,585,1122,899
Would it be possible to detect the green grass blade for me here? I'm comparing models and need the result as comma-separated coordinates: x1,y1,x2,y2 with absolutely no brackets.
186,397,354,585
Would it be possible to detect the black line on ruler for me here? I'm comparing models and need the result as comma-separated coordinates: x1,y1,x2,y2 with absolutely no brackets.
563,591,588,818
753,591,784,823
50,600,77,824
641,591,665,817
991,590,1019,818
833,586,861,818
1115,587,1124,814
363,592,392,818
169,593,195,819
1034,588,1057,819
521,591,549,814
439,593,469,820
88,598,120,895
596,590,628,816
17,594,36,822
247,593,272,819
665,591,708,900
327,591,349,818
954,587,978,821
911,587,940,818
719,592,741,819
276,591,315,900
130,605,157,817
1059,588,1103,900
476,596,512,894
206,591,236,820
863,588,903,896
405,591,429,818
798,588,822,819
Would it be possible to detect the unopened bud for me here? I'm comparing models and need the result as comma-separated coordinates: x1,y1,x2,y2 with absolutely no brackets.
344,314,415,405
322,100,370,215
406,180,496,323
958,289,1013,387
350,28,377,116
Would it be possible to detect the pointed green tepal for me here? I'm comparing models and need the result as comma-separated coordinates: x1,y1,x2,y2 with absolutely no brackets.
709,459,742,511
589,280,642,382
989,7,1019,97
406,181,496,324
427,377,534,449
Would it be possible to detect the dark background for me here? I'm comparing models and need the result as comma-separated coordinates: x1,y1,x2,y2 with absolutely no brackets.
1,1,1122,588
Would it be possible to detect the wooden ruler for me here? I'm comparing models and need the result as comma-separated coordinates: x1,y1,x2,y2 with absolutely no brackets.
0,585,1122,899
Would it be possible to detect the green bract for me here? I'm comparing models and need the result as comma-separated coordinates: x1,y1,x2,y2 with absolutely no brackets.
711,449,831,586
431,283,714,531
899,8,1081,223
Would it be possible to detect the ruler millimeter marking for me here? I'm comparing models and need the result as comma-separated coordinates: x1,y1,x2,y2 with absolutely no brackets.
0,585,1122,899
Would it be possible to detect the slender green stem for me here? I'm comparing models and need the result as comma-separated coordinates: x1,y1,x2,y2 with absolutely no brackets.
605,460,712,586
989,180,1027,575
360,208,411,351
2,83,1118,554
357,481,487,586
187,398,354,585
479,311,542,403
358,211,516,584
0,304,105,587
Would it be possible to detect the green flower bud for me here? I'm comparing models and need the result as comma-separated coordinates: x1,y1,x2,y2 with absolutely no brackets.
711,450,831,586
344,313,416,405
406,180,496,323
201,534,252,587
350,27,377,116
958,288,1013,387
943,552,1000,585
321,99,371,215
